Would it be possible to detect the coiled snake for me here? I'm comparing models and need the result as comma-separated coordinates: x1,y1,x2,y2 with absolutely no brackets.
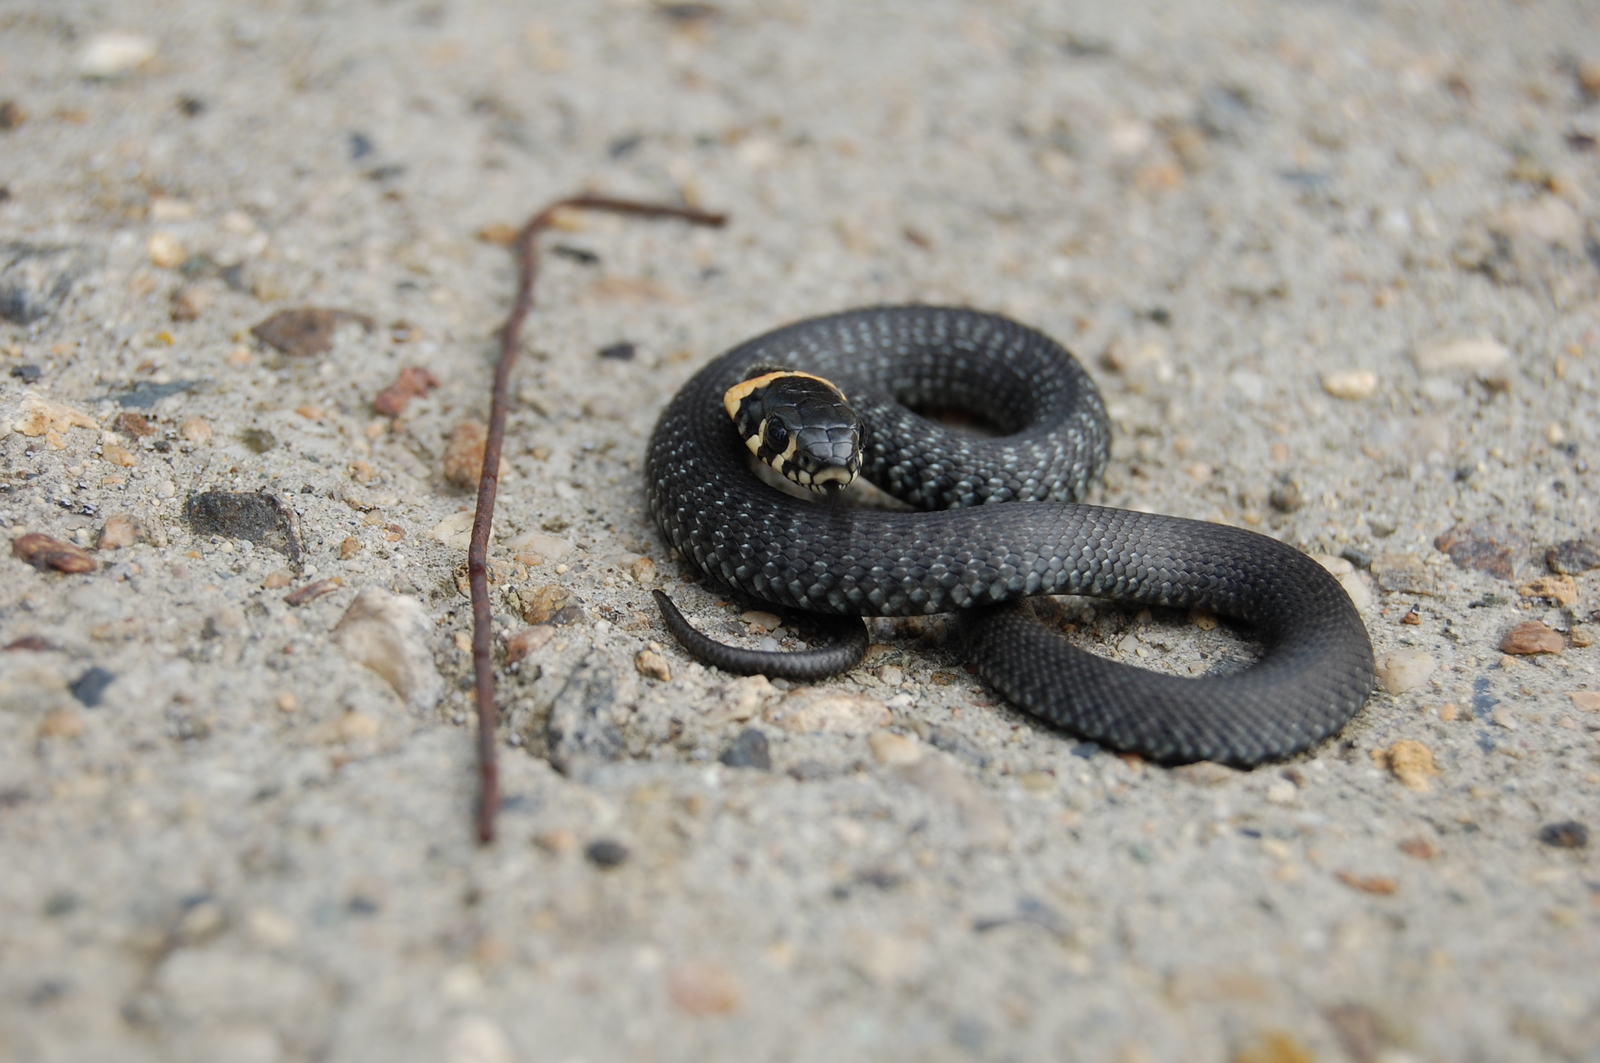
645,306,1374,765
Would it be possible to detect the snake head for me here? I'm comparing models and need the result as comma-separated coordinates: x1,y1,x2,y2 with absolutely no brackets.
723,368,863,492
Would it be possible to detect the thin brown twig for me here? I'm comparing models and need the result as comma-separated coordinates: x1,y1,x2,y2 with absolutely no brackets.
471,194,727,844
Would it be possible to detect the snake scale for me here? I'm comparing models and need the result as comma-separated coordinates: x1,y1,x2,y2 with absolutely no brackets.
645,306,1374,765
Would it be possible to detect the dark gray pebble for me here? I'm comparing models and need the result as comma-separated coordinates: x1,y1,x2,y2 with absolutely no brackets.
183,491,302,560
10,363,41,382
1538,821,1589,849
68,667,116,708
585,838,630,868
598,342,636,361
719,727,770,769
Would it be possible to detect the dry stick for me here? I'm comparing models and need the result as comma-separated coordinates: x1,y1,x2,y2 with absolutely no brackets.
471,195,727,844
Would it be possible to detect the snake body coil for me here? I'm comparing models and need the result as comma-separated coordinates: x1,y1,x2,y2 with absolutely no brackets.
646,306,1374,765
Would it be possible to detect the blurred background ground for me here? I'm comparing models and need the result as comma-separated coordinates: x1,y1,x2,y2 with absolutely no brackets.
1,1,1598,1061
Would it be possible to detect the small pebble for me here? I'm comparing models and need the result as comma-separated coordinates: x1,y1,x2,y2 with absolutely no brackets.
443,420,488,488
78,32,158,78
598,342,636,361
1376,649,1436,694
1538,821,1588,849
96,514,142,550
0,100,26,131
506,532,571,562
740,610,782,634
1384,739,1439,791
169,285,212,321
765,688,890,734
1569,692,1600,712
331,587,445,710
1397,836,1438,860
533,828,577,854
284,577,342,606
1320,369,1377,399
1437,702,1460,721
505,625,555,664
585,838,630,868
146,232,186,269
250,307,375,357
664,960,741,1016
339,537,362,560
1334,870,1398,895
12,533,96,574
101,441,136,467
718,727,771,769
262,569,292,590
1546,539,1600,575
1264,778,1298,804
869,730,923,766
634,648,671,682
1435,522,1528,580
1413,336,1510,374
37,706,85,740
10,364,41,383
114,412,155,438
276,692,297,713
371,366,440,417
68,666,117,707
1516,575,1577,606
1491,706,1516,730
629,557,657,584
1501,620,1563,655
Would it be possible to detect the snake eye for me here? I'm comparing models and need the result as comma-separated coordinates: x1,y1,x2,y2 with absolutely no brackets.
763,419,789,452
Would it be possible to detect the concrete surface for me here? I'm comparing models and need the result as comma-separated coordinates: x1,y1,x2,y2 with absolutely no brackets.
1,1,1598,1060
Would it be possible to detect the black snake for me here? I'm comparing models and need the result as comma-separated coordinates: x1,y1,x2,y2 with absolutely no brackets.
645,306,1374,765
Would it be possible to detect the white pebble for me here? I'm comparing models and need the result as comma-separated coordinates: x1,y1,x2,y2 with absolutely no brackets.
1376,649,1436,694
1320,369,1378,400
1413,336,1509,374
78,32,158,78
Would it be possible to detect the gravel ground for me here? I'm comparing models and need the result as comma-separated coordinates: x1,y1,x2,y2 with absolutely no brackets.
2,2,1599,1061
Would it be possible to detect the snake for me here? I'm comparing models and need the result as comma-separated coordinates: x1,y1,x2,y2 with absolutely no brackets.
645,306,1374,766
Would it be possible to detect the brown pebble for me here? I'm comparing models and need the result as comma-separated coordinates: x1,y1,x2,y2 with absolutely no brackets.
339,537,362,560
262,569,292,590
1539,821,1589,849
477,222,519,247
1397,836,1438,860
629,556,657,585
0,100,26,131
1570,691,1600,712
1517,575,1577,606
505,625,555,664
37,706,85,740
740,610,781,634
1233,1030,1315,1063
1335,870,1399,895
1571,627,1595,649
12,533,96,574
1501,620,1564,655
664,960,742,1016
517,584,575,625
1437,702,1460,721
101,441,136,467
1385,739,1439,792
5,635,58,652
250,307,375,357
442,419,488,488
1370,553,1433,595
114,411,156,438
285,577,343,606
276,692,297,713
371,366,440,417
180,418,212,443
97,514,143,550
533,827,577,853
348,460,379,485
169,285,212,321
634,648,672,682
1434,522,1530,580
